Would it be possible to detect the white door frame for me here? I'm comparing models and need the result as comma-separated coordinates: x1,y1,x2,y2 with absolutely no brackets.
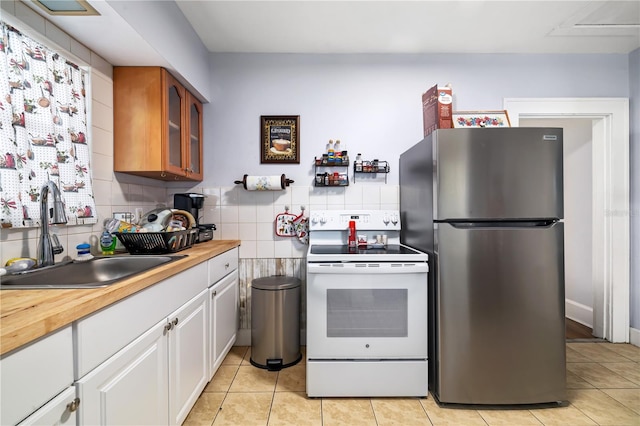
504,98,630,343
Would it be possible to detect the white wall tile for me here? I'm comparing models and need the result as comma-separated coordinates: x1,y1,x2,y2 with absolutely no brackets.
219,223,239,240
91,71,113,108
91,100,113,132
274,240,292,258
256,205,274,223
257,223,274,241
90,126,113,157
238,223,257,241
91,153,113,181
256,241,274,258
91,179,112,206
1,0,16,15
291,186,310,207
14,2,46,35
220,205,239,223
239,241,256,258
90,53,112,78
44,21,71,51
70,38,91,65
380,185,399,205
202,187,220,205
238,205,257,223
220,187,238,205
111,181,128,206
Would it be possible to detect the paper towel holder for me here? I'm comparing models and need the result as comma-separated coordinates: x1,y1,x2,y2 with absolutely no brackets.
234,174,295,190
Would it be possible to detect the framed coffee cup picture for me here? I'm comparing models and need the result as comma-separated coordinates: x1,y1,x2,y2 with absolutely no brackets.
260,115,300,164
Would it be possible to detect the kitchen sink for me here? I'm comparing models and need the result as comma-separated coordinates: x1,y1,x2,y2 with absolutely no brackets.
0,255,186,289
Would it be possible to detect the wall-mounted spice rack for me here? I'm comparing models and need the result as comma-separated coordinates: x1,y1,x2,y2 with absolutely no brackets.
353,159,389,183
314,157,350,187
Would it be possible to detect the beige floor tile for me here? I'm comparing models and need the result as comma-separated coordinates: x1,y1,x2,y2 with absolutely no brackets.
567,370,596,389
599,343,640,362
567,389,640,425
229,365,278,392
322,398,377,426
601,388,640,415
222,345,249,365
267,391,321,426
420,396,487,425
476,409,542,425
370,398,431,425
567,343,631,363
204,365,239,393
567,345,595,363
242,347,252,365
567,362,638,388
275,363,306,392
183,392,225,426
213,392,273,426
601,362,640,386
529,405,598,425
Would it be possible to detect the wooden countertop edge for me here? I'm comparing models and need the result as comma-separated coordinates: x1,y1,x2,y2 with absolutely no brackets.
0,240,241,356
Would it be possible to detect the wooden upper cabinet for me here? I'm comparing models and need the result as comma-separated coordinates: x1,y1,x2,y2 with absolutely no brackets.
114,67,203,181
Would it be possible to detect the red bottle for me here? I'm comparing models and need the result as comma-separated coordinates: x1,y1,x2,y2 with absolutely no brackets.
348,220,356,248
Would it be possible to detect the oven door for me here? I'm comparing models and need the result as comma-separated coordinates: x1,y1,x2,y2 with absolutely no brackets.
306,262,428,359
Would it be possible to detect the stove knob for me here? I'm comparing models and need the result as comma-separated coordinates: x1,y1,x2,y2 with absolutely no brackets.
383,215,390,225
311,215,319,224
320,215,327,224
391,214,399,225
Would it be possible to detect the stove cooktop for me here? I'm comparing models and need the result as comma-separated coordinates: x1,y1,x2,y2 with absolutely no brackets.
309,244,423,256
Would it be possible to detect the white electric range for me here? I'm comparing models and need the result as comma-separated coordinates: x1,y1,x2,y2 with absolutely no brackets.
306,210,429,397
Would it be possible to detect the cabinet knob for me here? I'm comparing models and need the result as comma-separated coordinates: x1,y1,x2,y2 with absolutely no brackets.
225,262,230,268
172,317,179,326
212,290,217,298
66,397,80,412
164,322,173,333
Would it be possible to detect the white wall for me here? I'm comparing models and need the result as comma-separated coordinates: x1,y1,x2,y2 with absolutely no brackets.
522,118,594,327
203,53,630,189
630,48,640,332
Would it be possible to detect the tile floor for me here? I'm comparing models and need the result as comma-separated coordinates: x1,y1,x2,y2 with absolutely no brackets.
184,343,640,426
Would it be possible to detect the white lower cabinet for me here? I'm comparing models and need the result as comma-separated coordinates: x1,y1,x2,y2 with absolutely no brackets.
0,326,74,426
208,269,239,379
76,289,208,426
17,386,78,426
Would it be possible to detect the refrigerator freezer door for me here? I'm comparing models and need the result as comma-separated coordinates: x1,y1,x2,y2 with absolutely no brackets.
433,128,563,221
434,221,566,405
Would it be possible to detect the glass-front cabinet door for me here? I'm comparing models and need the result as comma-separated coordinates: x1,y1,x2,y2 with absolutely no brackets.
165,72,186,177
186,92,203,180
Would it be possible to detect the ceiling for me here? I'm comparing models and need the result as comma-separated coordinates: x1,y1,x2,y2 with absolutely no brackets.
19,0,640,65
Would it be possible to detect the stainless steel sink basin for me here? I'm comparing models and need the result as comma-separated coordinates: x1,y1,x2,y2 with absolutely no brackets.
0,255,186,289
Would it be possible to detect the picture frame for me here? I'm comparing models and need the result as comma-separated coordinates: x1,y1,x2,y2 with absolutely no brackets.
260,115,300,164
452,110,511,128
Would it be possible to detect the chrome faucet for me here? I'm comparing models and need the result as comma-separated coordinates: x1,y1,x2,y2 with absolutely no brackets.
37,180,68,267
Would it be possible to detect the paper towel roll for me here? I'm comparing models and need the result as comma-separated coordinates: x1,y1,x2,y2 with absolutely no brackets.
234,174,294,191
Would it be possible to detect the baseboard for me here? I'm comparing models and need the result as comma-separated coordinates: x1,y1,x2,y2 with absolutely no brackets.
565,299,593,328
630,327,640,347
234,328,307,347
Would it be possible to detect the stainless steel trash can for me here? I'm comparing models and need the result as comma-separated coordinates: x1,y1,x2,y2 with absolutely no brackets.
250,276,302,371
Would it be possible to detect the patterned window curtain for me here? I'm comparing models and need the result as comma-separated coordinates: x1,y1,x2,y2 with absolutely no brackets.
0,21,96,229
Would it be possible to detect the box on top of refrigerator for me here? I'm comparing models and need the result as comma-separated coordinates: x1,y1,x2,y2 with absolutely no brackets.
422,84,453,137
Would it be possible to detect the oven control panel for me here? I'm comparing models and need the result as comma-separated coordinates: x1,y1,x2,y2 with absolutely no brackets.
309,210,400,231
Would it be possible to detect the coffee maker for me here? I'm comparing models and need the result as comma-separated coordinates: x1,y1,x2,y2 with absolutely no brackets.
174,193,216,243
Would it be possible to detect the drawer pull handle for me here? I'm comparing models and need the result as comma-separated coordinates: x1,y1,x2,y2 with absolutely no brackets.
225,263,230,268
164,322,173,333
212,290,217,297
172,317,179,326
67,398,80,412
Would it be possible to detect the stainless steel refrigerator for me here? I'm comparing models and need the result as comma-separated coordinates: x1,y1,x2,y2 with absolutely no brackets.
399,128,566,405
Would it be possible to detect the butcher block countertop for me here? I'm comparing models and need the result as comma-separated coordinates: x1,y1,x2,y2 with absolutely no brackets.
0,240,241,356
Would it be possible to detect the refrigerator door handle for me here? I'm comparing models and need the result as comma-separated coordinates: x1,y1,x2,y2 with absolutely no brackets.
444,220,559,229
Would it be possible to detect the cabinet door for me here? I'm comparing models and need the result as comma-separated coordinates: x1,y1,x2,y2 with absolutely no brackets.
209,270,239,379
164,71,186,177
185,91,203,180
168,289,208,426
76,320,169,426
17,386,77,426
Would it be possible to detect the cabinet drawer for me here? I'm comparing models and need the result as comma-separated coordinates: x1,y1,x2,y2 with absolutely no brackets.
208,247,238,284
0,326,73,426
76,262,207,378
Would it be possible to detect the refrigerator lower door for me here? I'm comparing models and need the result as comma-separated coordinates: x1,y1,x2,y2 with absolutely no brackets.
434,222,566,405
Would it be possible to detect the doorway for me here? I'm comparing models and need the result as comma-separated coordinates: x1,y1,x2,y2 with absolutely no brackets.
504,98,630,343
521,117,594,335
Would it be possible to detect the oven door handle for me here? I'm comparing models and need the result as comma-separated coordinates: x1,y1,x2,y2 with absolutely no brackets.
307,263,428,274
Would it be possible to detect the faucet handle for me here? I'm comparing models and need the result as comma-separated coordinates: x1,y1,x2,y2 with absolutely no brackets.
51,234,64,255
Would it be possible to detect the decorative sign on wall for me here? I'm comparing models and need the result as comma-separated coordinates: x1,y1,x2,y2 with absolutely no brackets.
0,21,96,228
